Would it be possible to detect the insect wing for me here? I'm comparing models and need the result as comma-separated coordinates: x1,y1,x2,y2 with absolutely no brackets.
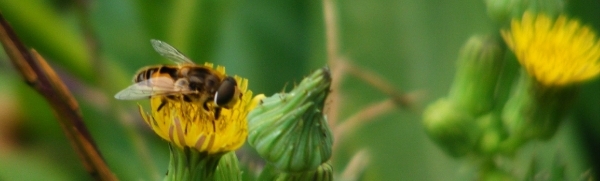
114,77,190,100
150,39,195,65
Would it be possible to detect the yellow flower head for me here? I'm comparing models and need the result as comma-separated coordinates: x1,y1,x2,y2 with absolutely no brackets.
501,12,600,86
138,63,256,154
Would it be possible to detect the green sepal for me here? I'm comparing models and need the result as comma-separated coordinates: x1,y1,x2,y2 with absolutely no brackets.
215,152,242,181
502,72,577,143
164,144,225,181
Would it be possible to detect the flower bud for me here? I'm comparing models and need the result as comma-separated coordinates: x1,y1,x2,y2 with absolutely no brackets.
422,98,478,157
448,35,504,116
247,67,334,172
486,0,565,24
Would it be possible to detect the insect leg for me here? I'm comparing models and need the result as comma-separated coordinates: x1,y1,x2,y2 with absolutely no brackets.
157,97,167,111
214,107,222,120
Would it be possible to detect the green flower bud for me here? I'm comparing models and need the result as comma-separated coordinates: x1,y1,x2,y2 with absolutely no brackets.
215,152,242,181
502,72,576,142
258,162,333,181
448,35,504,116
422,98,479,157
247,67,334,172
486,0,565,24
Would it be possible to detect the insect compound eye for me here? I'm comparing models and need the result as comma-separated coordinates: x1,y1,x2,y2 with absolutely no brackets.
214,76,240,108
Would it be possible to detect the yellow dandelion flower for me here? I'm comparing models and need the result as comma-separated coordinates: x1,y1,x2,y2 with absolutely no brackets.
501,12,600,86
138,63,257,154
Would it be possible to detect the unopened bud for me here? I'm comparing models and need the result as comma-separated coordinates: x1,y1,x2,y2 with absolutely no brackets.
448,35,504,116
423,98,478,157
247,67,334,172
486,0,565,24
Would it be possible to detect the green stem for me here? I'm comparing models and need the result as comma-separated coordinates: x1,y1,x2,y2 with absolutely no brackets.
165,144,224,181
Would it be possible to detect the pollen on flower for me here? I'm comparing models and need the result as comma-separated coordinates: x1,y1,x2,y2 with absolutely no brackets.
501,12,600,86
138,64,256,154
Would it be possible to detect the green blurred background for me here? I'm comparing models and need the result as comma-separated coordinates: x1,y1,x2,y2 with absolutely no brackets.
0,0,599,180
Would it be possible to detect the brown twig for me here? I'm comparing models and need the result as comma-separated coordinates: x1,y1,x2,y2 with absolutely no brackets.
339,149,370,180
333,99,396,152
322,0,415,124
323,0,342,127
0,13,117,181
343,59,415,109
323,0,340,68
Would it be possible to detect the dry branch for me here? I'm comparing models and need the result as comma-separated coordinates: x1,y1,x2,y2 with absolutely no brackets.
0,13,117,181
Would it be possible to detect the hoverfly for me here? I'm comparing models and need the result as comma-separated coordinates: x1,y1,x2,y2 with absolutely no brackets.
115,39,241,116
